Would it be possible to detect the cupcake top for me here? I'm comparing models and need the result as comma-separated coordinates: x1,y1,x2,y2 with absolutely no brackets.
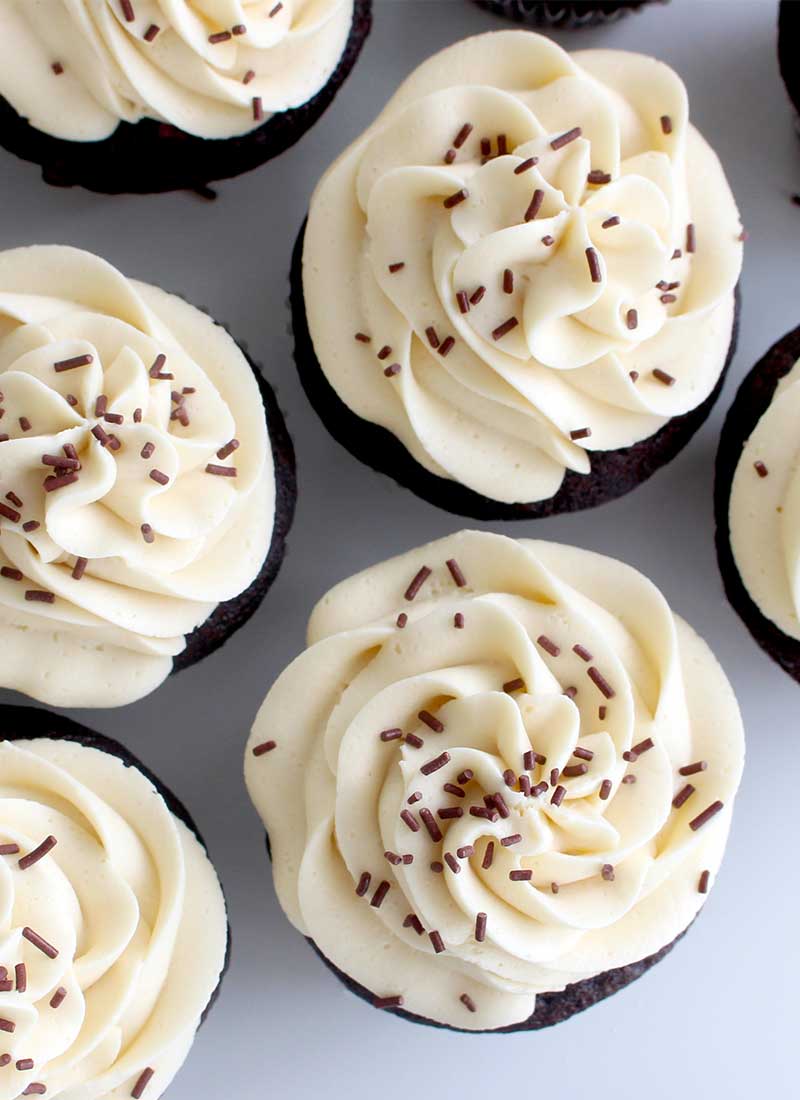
729,357,800,640
303,31,743,506
0,0,353,140
0,735,227,1098
246,530,744,1031
0,245,273,708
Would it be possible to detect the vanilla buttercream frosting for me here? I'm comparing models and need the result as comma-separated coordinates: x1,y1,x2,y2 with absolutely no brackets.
729,357,800,641
246,531,744,1031
0,245,274,708
303,31,743,506
0,0,354,141
0,735,227,1099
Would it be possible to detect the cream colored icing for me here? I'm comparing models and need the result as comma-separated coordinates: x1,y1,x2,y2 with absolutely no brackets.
303,31,743,505
0,245,273,709
0,736,227,1099
729,358,800,640
0,0,353,141
245,530,745,1031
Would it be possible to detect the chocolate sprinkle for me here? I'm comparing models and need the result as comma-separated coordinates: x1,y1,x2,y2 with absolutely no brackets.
144,23,160,41
141,523,155,544
456,291,470,314
400,810,419,832
602,216,620,228
503,268,514,295
524,188,544,222
551,127,581,150
587,170,612,185
22,927,58,959
0,1018,15,1034
396,613,408,629
469,286,486,306
252,740,276,757
453,123,473,149
678,760,707,776
588,667,615,698
18,835,57,871
509,869,532,881
149,354,172,380
71,557,88,580
425,326,440,349
573,746,594,761
562,764,588,778
599,779,613,800
49,988,67,1009
380,728,403,742
602,864,615,881
475,912,487,942
686,223,696,253
482,842,495,870
443,188,469,210
457,770,473,784
523,750,546,768
503,677,525,693
438,336,455,357
688,801,723,832
355,872,371,897
443,783,465,798
626,308,638,331
444,853,460,874
660,115,673,135
120,0,135,22
25,591,54,604
149,469,169,486
429,931,445,954
54,353,93,373
404,566,431,601
403,913,424,935
570,427,591,441
131,1068,155,1099
454,612,465,629
388,262,405,274
0,502,20,523
419,710,444,733
404,733,424,750
537,634,560,657
419,809,442,842
370,881,391,908
438,807,463,821
586,247,602,283
672,784,695,808
0,844,21,854
514,157,538,175
22,1086,46,1096
754,460,769,478
698,870,711,894
0,568,22,581
217,439,240,460
460,993,477,1013
551,785,566,806
421,751,450,776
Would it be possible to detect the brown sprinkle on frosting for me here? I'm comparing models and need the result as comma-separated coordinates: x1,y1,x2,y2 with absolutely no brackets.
438,336,455,357
482,841,495,869
456,291,470,314
1,568,22,581
443,188,469,210
429,931,446,954
672,784,695,808
587,170,611,185
562,764,588,778
492,317,519,342
551,127,581,150
419,808,442,842
132,1068,155,1099
144,23,160,41
380,728,403,742
626,308,638,330
599,779,612,800
404,565,431,601
0,844,21,854
400,810,419,832
602,216,620,228
569,427,591,441
453,122,473,149
355,872,371,897
149,469,169,486
421,751,450,776
510,869,532,882
588,667,615,698
49,987,67,1009
698,869,711,894
18,835,57,871
252,740,276,757
503,677,525,694
679,760,707,776
754,461,769,478
551,785,566,806
688,801,723,831
514,156,538,174
425,326,440,349
586,247,602,283
525,188,544,222
444,852,460,874
660,115,673,134
537,634,560,657
25,591,54,604
396,612,408,628
217,439,240,460
141,523,155,544
370,881,391,908
686,223,696,253
120,0,135,21
149,354,172,380
388,262,405,274
403,913,424,935
54,353,93,372
469,286,486,306
22,927,58,959
601,863,615,881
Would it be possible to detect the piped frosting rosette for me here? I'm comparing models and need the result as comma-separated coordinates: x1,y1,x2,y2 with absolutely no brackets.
303,32,743,504
0,737,227,1099
246,531,744,1031
729,358,800,640
0,0,353,141
0,246,272,708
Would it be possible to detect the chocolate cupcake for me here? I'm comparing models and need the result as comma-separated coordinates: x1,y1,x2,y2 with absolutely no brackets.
473,1,666,28
778,1,800,122
0,704,229,1098
246,530,745,1033
0,0,371,194
293,31,744,521
715,325,800,682
0,245,295,708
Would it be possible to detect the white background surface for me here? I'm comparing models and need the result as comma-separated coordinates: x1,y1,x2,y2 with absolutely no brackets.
0,1,796,1096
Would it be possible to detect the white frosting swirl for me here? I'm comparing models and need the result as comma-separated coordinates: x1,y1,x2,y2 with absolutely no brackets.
729,358,800,640
303,32,743,505
0,737,227,1099
0,0,354,140
0,245,273,709
246,530,744,1031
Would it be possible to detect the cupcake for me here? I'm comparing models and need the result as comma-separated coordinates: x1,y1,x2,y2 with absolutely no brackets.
715,325,800,682
0,704,229,1098
293,31,744,521
0,0,372,194
473,1,666,28
0,245,295,708
778,1,800,123
246,530,745,1032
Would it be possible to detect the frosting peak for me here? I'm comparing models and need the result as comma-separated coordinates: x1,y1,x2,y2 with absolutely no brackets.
304,32,743,504
246,531,744,1031
0,246,273,708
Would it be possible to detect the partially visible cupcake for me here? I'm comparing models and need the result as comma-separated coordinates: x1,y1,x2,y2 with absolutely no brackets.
246,530,745,1032
778,1,800,123
0,704,229,1098
715,325,800,683
293,31,744,521
0,0,371,193
474,1,666,28
0,245,295,708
